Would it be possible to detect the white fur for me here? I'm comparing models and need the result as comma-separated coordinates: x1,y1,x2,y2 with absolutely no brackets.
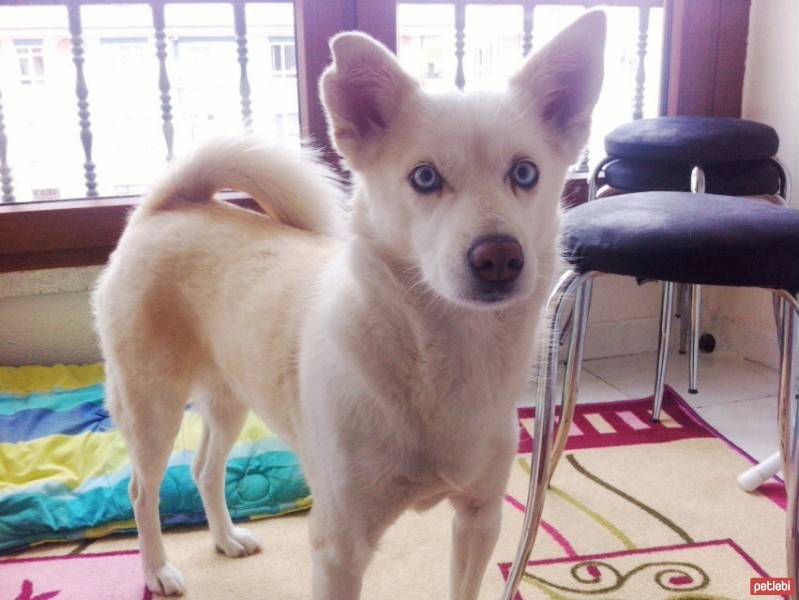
93,12,605,599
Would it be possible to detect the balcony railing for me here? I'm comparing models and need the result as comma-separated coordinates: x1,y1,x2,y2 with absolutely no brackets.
0,0,663,204
0,0,298,203
396,0,664,172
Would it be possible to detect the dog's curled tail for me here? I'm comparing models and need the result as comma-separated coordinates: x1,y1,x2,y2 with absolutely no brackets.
138,136,344,235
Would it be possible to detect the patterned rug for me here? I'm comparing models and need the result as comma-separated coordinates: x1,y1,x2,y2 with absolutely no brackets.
4,387,787,599
504,387,786,599
0,550,150,600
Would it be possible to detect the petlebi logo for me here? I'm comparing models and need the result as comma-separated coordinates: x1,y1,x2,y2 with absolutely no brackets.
750,577,794,596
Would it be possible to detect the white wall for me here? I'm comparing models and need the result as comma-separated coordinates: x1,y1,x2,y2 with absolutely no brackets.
0,262,667,374
702,0,799,371
0,266,664,367
743,1,799,183
584,274,662,360
0,267,101,365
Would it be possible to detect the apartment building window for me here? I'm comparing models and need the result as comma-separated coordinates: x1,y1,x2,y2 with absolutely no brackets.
270,38,296,77
15,39,45,85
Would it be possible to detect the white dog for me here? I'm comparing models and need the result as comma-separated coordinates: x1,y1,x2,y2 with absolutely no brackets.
93,12,604,599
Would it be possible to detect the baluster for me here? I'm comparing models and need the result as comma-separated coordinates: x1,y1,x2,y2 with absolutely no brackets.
632,6,650,120
0,89,14,203
522,0,535,57
575,147,590,173
68,3,98,197
454,0,466,90
233,2,253,133
152,1,175,162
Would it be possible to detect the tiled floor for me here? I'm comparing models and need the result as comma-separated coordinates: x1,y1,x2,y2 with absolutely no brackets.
542,351,781,464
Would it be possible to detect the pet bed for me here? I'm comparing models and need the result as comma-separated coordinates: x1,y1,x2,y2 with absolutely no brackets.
0,364,310,553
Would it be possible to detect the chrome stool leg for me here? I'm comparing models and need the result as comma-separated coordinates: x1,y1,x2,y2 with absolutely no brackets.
652,281,675,422
501,270,588,600
688,284,701,394
685,166,706,389
777,292,799,598
775,295,785,351
678,284,690,354
548,276,594,486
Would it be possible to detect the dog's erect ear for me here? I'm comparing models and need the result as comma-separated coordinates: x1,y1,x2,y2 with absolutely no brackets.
510,11,606,159
320,32,419,167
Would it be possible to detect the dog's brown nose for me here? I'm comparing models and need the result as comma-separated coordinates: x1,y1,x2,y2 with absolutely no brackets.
468,236,524,283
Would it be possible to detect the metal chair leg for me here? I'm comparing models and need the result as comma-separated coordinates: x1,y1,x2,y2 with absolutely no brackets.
777,293,799,598
683,166,705,383
775,295,785,351
548,277,593,486
688,285,701,394
652,281,675,422
678,284,690,354
501,270,587,600
778,296,797,483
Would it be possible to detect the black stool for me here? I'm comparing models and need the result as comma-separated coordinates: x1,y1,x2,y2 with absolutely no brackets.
595,117,788,404
502,192,799,600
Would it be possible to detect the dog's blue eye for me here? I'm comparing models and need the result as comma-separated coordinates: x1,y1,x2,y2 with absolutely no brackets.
510,160,539,190
410,164,442,194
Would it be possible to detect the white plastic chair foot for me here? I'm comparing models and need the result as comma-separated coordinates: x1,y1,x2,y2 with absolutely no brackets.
737,451,782,492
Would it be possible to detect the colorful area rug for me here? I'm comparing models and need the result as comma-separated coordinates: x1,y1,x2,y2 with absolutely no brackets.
4,387,787,599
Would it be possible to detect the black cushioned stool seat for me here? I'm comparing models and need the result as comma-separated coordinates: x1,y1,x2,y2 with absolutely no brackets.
605,117,779,163
563,192,799,293
604,158,781,196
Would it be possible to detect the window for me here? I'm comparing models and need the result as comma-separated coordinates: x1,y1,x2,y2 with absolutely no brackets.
0,0,751,273
397,3,666,170
273,112,299,138
113,184,148,196
270,38,296,77
32,188,60,201
15,39,45,85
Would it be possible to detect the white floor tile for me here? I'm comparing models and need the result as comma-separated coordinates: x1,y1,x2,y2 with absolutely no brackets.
583,351,778,407
517,368,629,407
574,369,632,403
694,396,780,463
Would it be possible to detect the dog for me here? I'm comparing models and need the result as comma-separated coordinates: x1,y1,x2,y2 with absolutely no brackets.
92,11,605,599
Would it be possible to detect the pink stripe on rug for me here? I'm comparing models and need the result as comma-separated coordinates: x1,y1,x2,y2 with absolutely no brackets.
0,550,150,600
504,495,577,558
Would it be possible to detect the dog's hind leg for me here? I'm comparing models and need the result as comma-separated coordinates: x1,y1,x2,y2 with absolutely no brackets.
111,370,189,596
191,383,262,558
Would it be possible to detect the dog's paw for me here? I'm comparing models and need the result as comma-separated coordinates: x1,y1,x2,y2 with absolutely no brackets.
215,526,262,558
144,562,185,596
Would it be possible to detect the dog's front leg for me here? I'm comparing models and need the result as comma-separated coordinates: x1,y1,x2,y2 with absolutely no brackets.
448,496,504,600
308,494,391,600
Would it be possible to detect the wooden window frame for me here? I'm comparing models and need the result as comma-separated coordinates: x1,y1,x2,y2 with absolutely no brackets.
0,0,751,273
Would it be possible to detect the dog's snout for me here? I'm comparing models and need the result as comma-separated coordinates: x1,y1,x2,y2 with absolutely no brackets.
467,235,524,284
